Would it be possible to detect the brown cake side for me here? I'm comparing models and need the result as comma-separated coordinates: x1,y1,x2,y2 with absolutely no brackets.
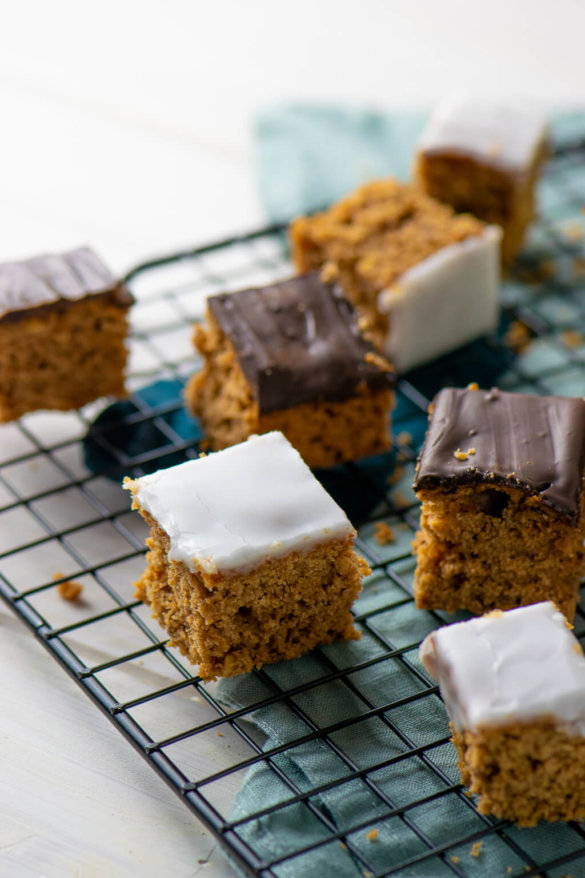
134,510,367,681
0,247,132,421
413,483,585,619
452,720,585,826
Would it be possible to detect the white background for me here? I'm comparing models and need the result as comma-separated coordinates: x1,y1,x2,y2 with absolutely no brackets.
0,1,584,875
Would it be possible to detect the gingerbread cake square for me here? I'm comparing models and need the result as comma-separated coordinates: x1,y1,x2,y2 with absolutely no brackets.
413,386,585,619
289,179,501,373
415,94,548,264
420,602,585,825
124,431,370,681
0,247,133,422
185,273,394,468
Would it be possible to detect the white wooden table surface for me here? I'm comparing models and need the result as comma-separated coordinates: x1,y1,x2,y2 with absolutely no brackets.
2,2,585,875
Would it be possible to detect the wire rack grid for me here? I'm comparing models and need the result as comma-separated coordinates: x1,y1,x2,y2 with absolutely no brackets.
3,132,585,878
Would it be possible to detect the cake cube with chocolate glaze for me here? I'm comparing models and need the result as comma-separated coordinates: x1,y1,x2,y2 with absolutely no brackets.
124,431,370,680
415,94,548,263
420,602,585,825
413,386,585,619
0,247,133,422
290,179,501,373
185,273,394,468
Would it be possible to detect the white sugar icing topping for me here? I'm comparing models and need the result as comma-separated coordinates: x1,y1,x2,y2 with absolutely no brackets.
420,602,585,734
417,92,548,173
378,225,501,373
124,431,355,574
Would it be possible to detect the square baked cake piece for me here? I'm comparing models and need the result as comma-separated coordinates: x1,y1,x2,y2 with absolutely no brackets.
413,386,585,619
0,247,133,422
415,94,548,264
185,273,394,468
420,602,585,825
124,431,370,681
289,179,501,373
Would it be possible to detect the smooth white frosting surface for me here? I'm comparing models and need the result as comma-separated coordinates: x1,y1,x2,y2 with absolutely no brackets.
420,602,585,734
378,225,501,373
125,431,355,574
417,92,548,173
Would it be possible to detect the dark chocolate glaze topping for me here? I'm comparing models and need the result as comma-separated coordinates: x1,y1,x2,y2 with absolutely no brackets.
208,273,394,413
414,387,585,522
0,247,133,322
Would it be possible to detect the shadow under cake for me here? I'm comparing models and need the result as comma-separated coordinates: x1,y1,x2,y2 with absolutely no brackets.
0,247,133,422
413,386,585,619
185,273,394,468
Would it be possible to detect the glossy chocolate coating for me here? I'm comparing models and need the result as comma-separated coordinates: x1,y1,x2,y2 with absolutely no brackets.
414,387,585,522
0,247,133,322
208,273,394,413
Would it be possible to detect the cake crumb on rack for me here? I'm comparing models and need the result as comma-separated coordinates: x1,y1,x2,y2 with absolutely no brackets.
53,573,83,602
374,522,396,545
366,828,379,842
504,320,532,353
562,330,582,349
470,841,483,858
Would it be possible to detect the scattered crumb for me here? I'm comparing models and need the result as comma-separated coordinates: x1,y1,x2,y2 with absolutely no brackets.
574,643,584,655
387,466,405,486
374,522,395,545
397,431,412,446
487,142,501,156
504,320,532,354
366,828,378,842
365,351,393,372
513,259,554,284
507,869,513,875
216,732,224,737
507,472,516,478
470,841,483,858
562,330,582,348
450,855,460,865
487,609,503,619
428,401,435,415
198,451,207,459
393,491,408,507
467,382,479,391
454,449,468,461
573,256,585,277
138,660,144,665
339,841,347,850
467,448,476,455
562,220,584,242
363,872,372,878
53,573,83,602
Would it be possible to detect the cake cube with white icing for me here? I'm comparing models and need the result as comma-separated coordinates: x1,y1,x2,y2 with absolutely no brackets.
415,93,548,263
420,602,585,825
290,178,501,373
124,431,369,680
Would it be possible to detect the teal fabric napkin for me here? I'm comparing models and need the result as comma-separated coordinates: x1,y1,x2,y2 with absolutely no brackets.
255,105,426,223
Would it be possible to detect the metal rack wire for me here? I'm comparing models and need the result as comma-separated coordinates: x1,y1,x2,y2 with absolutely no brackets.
3,130,585,877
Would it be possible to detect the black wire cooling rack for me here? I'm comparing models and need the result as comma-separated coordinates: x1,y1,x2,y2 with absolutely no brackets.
4,129,585,878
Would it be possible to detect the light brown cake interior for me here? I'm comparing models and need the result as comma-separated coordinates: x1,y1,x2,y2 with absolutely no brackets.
452,719,585,825
289,179,485,345
134,509,369,681
415,143,547,264
413,483,585,619
0,296,130,422
185,313,393,468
